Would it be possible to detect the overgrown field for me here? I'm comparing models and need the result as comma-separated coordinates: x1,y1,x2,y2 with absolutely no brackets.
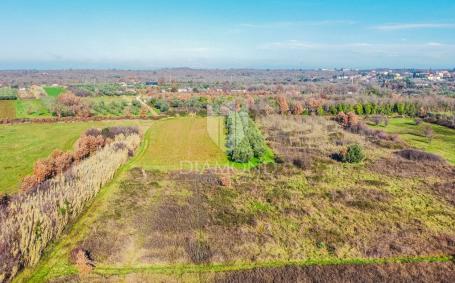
0,120,153,195
0,101,16,119
17,115,455,282
369,118,455,164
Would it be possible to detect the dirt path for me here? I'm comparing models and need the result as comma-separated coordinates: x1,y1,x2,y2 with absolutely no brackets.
136,95,158,117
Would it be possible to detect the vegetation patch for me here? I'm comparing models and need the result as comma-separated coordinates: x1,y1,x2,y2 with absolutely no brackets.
396,149,443,162
12,115,455,282
0,100,16,119
368,118,455,164
0,87,18,100
44,86,66,97
15,98,53,118
226,111,268,163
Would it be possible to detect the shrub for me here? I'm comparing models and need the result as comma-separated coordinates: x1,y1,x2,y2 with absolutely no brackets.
74,135,105,161
70,247,94,274
53,92,90,118
422,125,434,143
396,149,443,162
292,156,312,169
341,144,364,163
232,138,254,163
277,96,289,114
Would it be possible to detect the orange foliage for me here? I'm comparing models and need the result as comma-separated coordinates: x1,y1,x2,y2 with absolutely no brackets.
246,95,255,110
277,96,289,114
336,112,349,127
307,97,324,111
291,101,304,115
347,112,359,126
52,150,74,174
55,92,90,118
336,111,359,128
21,175,39,192
74,135,105,161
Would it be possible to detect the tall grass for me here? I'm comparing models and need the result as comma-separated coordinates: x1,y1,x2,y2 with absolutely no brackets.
0,134,140,282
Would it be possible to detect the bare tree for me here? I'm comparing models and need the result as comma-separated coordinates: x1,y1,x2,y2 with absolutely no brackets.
422,125,434,144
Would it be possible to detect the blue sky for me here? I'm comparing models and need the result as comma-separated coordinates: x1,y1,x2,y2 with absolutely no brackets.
0,0,454,69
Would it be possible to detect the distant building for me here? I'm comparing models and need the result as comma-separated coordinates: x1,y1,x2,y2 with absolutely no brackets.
145,81,159,86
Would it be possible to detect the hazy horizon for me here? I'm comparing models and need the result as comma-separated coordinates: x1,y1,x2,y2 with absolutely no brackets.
1,0,455,69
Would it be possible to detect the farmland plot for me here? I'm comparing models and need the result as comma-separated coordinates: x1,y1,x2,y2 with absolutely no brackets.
0,100,16,119
19,116,455,282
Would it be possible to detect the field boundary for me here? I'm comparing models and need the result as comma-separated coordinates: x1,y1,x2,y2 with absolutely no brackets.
0,115,164,125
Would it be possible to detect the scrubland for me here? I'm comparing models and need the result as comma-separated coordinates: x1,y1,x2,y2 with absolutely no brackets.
14,115,455,282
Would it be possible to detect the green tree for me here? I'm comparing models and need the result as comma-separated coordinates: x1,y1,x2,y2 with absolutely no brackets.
354,103,364,115
329,104,338,115
363,103,372,115
232,138,254,163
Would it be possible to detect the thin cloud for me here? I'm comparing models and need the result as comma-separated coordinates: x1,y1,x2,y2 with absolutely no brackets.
258,40,455,56
258,40,372,50
373,23,455,31
238,20,356,29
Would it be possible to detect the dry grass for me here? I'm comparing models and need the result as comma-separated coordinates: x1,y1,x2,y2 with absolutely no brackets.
215,262,455,283
0,100,16,119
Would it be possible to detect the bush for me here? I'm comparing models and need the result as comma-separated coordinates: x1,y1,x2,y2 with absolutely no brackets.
396,149,443,162
341,144,364,163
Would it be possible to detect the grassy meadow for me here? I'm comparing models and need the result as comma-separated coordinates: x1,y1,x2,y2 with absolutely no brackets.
15,98,53,118
368,118,455,164
135,116,230,170
15,116,455,282
43,86,66,97
0,120,153,195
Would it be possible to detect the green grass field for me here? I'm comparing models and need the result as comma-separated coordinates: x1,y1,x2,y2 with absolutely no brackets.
43,86,65,97
0,120,153,195
82,96,135,104
369,118,455,164
135,116,230,170
15,98,53,118
0,100,16,119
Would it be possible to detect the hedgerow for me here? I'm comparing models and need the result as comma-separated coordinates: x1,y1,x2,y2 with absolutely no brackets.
0,133,140,282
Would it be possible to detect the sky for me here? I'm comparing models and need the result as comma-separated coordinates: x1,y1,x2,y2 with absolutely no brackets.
0,0,454,69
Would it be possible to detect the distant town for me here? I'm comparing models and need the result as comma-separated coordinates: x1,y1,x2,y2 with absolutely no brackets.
0,68,454,98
